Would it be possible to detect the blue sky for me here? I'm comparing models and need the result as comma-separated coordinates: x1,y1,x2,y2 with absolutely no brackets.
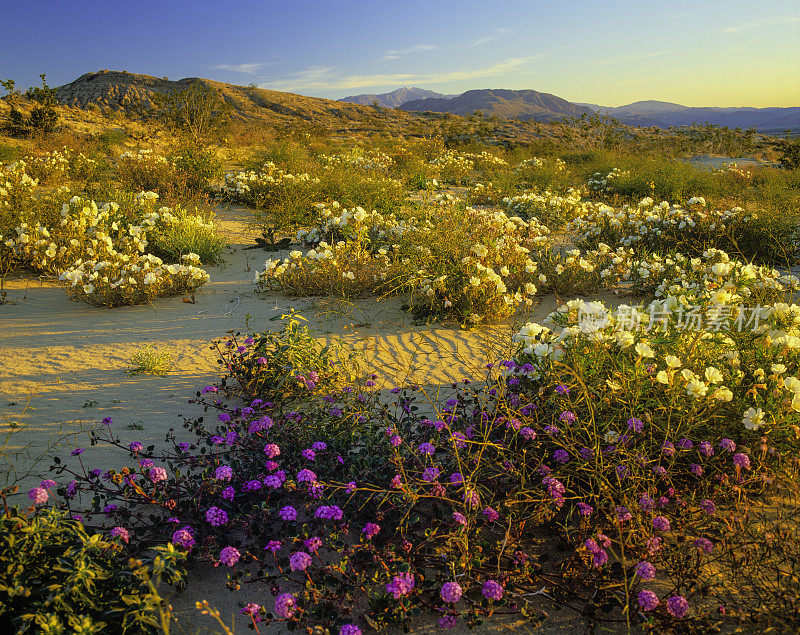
1,0,798,106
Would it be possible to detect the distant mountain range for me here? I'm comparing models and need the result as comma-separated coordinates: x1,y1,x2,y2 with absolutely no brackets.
339,87,454,108
342,87,799,131
398,88,593,121
578,100,800,132
24,73,798,135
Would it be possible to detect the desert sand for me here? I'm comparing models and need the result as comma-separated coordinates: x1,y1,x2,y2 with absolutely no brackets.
0,203,599,632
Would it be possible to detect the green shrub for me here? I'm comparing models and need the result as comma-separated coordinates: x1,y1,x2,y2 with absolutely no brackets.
128,345,172,376
0,506,184,633
148,206,226,264
216,310,359,402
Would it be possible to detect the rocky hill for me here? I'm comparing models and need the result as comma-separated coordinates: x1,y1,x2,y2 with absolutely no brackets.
399,88,594,121
339,87,454,108
50,70,440,135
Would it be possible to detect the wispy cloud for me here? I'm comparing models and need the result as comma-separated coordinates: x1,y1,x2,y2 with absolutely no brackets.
587,50,674,66
381,44,439,61
211,62,270,74
722,15,799,33
260,54,546,93
378,28,512,61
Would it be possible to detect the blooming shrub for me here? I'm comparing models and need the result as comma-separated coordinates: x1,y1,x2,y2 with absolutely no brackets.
116,147,219,201
504,188,584,226
569,196,793,262
23,147,103,184
215,310,359,402
147,206,226,264
587,167,630,194
218,162,322,228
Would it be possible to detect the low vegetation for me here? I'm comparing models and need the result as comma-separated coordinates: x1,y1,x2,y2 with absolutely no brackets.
2,94,800,632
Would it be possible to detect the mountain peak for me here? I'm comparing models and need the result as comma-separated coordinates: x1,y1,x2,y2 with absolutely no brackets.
339,87,455,108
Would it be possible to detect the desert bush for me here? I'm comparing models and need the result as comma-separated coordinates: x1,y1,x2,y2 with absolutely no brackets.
128,345,172,376
430,150,475,185
504,187,584,227
153,82,231,144
317,165,405,215
0,504,184,633
115,147,218,205
570,196,799,264
219,162,321,228
0,144,21,163
147,206,226,264
215,310,359,402
3,192,212,304
23,146,103,185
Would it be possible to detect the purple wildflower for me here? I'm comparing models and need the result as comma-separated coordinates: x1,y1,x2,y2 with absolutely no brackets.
304,537,322,551
627,417,644,432
482,580,503,600
297,469,317,482
635,561,656,580
440,582,463,603
289,551,312,571
638,590,660,611
386,572,415,598
263,443,280,458
205,507,228,526
666,595,690,618
700,499,717,514
559,411,577,424
279,506,297,521
220,546,240,566
149,467,168,483
418,442,435,455
28,487,48,504
554,449,569,463
733,453,751,469
453,512,467,525
719,438,736,452
172,527,195,549
652,516,671,532
110,527,130,543
274,593,297,619
483,507,499,522
693,537,714,553
214,466,233,482
362,523,380,539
